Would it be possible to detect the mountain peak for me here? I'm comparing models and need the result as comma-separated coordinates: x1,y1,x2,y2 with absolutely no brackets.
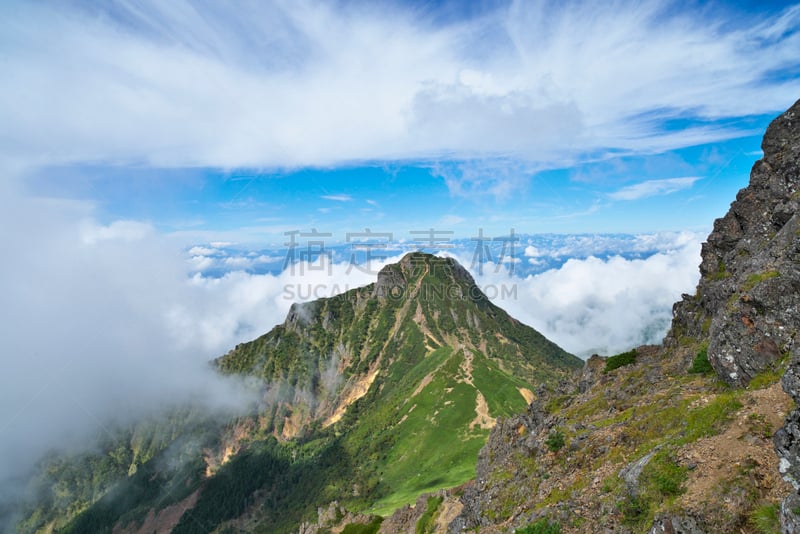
374,252,478,299
219,250,579,433
762,98,800,164
208,249,580,519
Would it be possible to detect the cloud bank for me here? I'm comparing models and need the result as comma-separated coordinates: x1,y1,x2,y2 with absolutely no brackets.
0,1,798,170
460,231,702,356
515,244,700,356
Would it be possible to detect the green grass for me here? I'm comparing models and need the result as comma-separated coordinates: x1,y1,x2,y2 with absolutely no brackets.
415,496,443,534
682,392,742,443
619,450,687,530
341,517,383,534
643,451,687,496
748,354,790,389
742,270,780,292
516,518,562,534
620,494,649,526
750,503,780,534
710,259,731,280
546,430,565,452
604,349,637,373
688,347,713,374
364,346,539,516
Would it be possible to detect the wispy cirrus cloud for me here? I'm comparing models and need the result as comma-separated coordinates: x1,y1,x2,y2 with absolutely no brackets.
609,177,701,201
321,194,353,202
0,1,798,170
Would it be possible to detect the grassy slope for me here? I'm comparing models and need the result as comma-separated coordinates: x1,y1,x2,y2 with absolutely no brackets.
353,346,534,515
460,343,794,533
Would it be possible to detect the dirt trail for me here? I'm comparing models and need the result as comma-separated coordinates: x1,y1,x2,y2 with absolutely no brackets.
323,366,380,427
677,382,793,513
113,489,200,534
470,391,496,430
518,387,534,405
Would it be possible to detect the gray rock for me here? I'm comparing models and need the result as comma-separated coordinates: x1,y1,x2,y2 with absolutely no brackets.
578,354,606,393
664,99,800,533
775,391,800,490
667,98,800,387
648,514,706,534
619,446,661,497
449,402,551,531
373,262,407,298
780,492,800,534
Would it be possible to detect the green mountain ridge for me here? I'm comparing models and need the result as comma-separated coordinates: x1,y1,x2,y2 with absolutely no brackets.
16,252,579,534
216,252,579,441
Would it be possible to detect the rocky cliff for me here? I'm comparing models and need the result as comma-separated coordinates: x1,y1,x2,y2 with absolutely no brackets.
667,100,800,386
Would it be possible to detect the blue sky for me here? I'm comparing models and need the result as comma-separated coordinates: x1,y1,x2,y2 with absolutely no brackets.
3,0,799,245
31,133,764,243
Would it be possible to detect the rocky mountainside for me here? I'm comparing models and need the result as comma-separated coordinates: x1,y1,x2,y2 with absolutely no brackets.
667,99,800,387
289,99,800,534
18,252,579,534
216,252,578,441
672,98,800,529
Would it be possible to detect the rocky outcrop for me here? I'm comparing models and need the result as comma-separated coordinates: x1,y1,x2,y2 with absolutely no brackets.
577,354,605,393
668,98,800,386
448,401,554,532
779,493,800,533
377,490,458,534
373,252,479,299
298,502,379,534
776,353,800,531
374,261,407,297
619,446,661,497
648,515,706,534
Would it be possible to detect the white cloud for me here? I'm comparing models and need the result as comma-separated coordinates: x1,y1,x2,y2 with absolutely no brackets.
0,1,797,169
222,256,253,268
81,220,152,244
524,245,541,257
187,245,217,256
189,254,215,271
609,176,701,201
321,194,353,202
520,232,699,260
0,179,405,487
470,232,702,356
